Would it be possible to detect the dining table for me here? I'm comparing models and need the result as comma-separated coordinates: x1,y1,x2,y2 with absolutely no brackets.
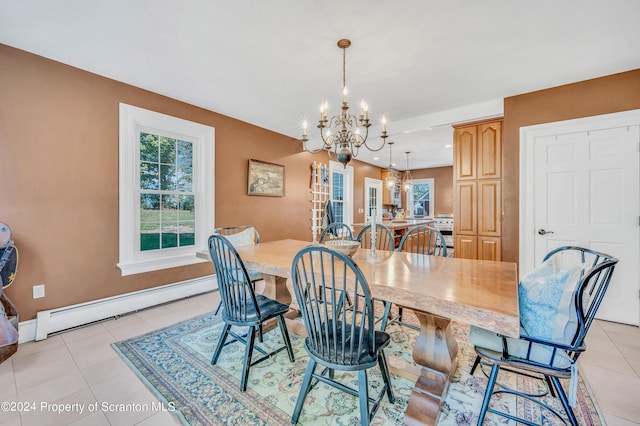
203,239,519,425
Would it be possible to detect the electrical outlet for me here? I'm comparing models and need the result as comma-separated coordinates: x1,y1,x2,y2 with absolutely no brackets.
33,284,45,299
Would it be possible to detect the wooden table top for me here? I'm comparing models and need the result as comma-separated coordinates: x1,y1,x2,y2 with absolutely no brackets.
234,239,520,338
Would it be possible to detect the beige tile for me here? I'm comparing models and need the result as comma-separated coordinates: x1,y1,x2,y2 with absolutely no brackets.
80,355,135,387
603,413,640,426
627,357,640,377
0,384,17,405
71,344,121,370
599,320,640,335
579,348,637,376
616,342,640,362
0,357,14,381
581,363,640,422
63,329,115,355
12,344,74,375
89,368,146,403
607,328,640,348
68,411,110,426
14,351,79,391
17,369,88,404
20,387,97,426
587,319,610,339
585,331,624,356
0,411,21,426
12,334,65,359
137,310,191,329
59,322,111,343
107,320,157,341
165,301,213,320
100,313,147,332
100,387,159,426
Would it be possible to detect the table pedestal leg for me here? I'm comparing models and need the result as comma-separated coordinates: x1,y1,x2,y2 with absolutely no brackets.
260,274,304,335
404,311,458,426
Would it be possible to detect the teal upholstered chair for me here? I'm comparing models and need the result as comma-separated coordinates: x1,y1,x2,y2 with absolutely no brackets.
471,246,618,425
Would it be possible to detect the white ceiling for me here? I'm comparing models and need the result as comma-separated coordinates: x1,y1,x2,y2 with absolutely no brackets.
2,0,639,170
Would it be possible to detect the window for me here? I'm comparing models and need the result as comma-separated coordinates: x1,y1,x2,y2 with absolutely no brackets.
329,161,354,227
139,133,195,251
118,104,214,276
407,178,435,218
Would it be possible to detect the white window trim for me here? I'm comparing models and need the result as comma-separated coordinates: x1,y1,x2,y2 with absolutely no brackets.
329,161,354,227
406,178,435,219
118,103,215,276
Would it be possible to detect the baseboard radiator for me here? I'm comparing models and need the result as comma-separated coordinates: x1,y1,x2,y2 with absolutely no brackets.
25,275,217,342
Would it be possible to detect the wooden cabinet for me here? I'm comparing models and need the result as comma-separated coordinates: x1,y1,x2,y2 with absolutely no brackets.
453,119,503,261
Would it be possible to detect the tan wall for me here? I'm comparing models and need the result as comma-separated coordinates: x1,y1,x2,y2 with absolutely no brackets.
409,166,454,216
0,44,381,320
502,69,640,264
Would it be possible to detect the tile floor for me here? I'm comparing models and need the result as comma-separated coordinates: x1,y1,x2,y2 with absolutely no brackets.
1,290,639,425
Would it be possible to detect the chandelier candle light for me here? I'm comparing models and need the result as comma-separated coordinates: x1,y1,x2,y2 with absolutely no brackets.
300,39,388,167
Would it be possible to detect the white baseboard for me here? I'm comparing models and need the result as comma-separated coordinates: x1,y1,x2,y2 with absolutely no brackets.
18,275,217,343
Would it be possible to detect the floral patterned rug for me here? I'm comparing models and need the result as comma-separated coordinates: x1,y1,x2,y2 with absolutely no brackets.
112,310,603,425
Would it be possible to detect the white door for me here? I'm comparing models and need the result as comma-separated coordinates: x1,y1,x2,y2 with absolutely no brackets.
364,178,383,222
521,110,640,325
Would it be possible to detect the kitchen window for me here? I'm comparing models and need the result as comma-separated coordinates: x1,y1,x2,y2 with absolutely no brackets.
406,178,435,218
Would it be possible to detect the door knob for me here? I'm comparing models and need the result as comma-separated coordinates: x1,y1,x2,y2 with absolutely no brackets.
538,229,554,235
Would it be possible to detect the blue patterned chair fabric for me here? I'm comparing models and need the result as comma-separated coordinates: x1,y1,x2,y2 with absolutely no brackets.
471,246,618,426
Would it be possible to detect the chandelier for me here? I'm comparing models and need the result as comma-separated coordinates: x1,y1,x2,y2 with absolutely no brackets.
300,39,388,167
402,151,414,192
384,142,399,189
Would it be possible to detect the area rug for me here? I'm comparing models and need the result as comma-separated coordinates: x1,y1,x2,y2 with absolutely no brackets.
112,311,603,425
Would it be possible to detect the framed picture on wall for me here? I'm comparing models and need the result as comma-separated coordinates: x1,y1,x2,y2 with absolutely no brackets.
247,159,285,197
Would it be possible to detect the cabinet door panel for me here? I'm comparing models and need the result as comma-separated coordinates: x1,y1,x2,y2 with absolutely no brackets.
478,236,502,261
478,121,502,179
454,182,477,235
455,235,477,259
454,126,476,180
478,180,501,236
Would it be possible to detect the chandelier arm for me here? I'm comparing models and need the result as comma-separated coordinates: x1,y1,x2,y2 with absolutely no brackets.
361,135,388,152
302,140,330,155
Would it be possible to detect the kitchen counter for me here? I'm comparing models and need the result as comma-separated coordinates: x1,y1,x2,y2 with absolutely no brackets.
352,218,434,247
352,218,433,230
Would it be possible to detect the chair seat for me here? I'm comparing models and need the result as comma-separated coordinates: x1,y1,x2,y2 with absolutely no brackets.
223,293,290,325
306,320,390,366
470,326,573,370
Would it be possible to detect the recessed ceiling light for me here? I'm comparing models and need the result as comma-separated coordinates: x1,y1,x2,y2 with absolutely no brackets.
373,157,379,161
445,144,452,148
